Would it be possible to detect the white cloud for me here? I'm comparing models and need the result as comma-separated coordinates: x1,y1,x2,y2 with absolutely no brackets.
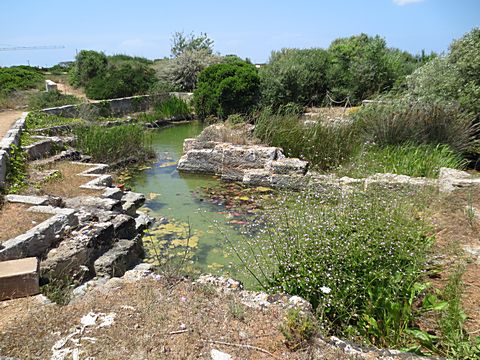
393,0,424,5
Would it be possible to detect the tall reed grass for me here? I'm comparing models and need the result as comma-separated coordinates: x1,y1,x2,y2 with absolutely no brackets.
75,124,153,163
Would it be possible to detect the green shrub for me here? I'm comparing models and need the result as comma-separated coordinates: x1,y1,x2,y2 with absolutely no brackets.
281,308,318,350
0,67,44,93
69,50,108,87
254,109,361,170
236,188,431,347
339,143,468,178
355,99,476,154
85,63,155,100
260,48,330,109
75,124,153,163
193,59,260,119
28,90,81,110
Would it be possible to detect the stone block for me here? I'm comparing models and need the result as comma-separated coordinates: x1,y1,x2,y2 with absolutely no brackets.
177,149,222,174
0,257,39,301
242,169,271,187
64,196,122,212
79,174,112,189
94,236,144,278
270,158,309,175
102,186,124,200
0,150,7,188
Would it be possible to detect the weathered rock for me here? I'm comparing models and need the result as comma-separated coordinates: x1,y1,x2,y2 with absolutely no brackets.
122,191,145,208
112,214,136,240
135,213,155,233
269,158,309,175
0,257,39,301
102,187,124,200
242,169,271,187
178,148,223,174
210,349,232,360
41,222,115,277
271,174,308,190
93,236,144,277
438,167,480,192
79,174,113,190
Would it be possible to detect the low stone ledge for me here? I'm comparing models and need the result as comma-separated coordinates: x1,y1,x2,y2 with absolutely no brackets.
64,196,122,213
79,174,113,190
5,194,49,206
102,187,124,200
269,158,309,175
23,136,64,160
71,162,109,175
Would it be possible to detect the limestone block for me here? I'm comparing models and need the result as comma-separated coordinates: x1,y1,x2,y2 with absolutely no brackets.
221,144,277,170
0,257,39,301
0,150,7,188
271,174,308,190
177,149,222,174
79,174,113,189
135,213,154,233
122,191,145,208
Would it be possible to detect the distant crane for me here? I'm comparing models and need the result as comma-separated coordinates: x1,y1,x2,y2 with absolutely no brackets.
0,45,65,51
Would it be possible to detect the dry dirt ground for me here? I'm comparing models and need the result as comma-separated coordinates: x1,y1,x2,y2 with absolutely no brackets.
0,110,23,139
0,278,346,360
0,202,51,242
427,188,480,334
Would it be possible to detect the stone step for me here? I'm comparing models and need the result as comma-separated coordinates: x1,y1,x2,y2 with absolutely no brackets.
94,236,144,278
0,257,39,301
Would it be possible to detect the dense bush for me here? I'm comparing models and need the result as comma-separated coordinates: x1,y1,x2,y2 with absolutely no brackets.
0,66,44,93
406,28,480,117
85,63,155,100
260,48,330,108
75,124,153,163
193,59,260,119
69,50,108,87
238,187,431,346
28,90,81,110
327,34,418,104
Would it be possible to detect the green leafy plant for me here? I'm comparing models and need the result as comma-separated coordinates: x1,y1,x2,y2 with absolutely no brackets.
5,144,27,194
235,187,432,347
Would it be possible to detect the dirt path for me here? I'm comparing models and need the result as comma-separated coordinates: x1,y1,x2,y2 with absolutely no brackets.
0,110,23,139
55,81,88,100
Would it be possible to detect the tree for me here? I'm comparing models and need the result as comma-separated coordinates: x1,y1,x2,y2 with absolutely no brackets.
170,31,214,57
193,59,260,119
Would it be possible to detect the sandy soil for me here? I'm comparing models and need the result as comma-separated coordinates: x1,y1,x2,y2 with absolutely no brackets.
0,110,23,139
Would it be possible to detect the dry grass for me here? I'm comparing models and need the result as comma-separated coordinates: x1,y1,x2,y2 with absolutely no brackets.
0,202,51,242
27,161,103,198
0,278,345,360
197,123,258,145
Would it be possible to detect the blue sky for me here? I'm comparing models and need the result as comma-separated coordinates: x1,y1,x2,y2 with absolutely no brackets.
0,0,478,67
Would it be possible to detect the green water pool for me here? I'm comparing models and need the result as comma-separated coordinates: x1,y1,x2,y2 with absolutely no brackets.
129,122,252,279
